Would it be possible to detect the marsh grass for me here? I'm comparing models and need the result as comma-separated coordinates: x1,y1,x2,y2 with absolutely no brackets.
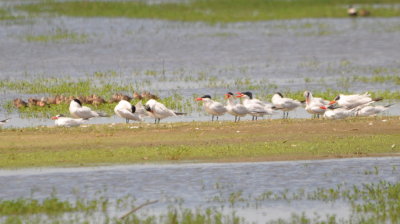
24,28,89,43
351,75,400,85
0,8,18,21
17,0,400,23
0,195,105,216
2,180,400,223
0,77,106,96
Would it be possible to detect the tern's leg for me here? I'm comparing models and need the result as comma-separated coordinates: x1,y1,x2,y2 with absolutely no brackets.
212,115,214,122
154,119,157,124
126,118,129,124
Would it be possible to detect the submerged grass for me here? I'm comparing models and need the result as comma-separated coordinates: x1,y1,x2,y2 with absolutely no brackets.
0,195,105,216
351,74,400,85
0,118,399,168
24,28,89,43
0,75,133,96
17,0,400,23
0,8,17,21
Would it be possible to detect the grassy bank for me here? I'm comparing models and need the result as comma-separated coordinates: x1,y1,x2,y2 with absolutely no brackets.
17,0,400,23
0,118,399,168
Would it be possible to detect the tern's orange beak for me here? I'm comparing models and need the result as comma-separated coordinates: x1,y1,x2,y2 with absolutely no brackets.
329,100,336,105
236,92,244,98
320,106,327,110
51,116,58,120
224,94,231,99
195,97,203,101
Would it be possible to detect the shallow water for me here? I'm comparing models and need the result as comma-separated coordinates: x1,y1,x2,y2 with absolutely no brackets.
1,157,399,221
1,6,400,222
1,16,400,127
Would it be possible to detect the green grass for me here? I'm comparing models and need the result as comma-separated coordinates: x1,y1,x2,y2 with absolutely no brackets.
16,0,400,23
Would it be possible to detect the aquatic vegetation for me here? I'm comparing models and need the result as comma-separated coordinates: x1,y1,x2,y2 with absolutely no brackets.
24,28,89,43
16,0,400,23
0,76,122,96
0,8,18,21
2,179,400,223
351,75,400,85
0,195,105,216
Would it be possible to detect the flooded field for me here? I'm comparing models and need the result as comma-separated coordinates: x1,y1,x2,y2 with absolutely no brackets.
1,14,400,127
0,157,400,222
1,1,400,223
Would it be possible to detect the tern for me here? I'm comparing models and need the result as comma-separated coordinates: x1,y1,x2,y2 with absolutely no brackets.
225,92,249,122
321,106,356,120
0,118,10,126
271,92,301,119
304,91,329,118
69,99,108,119
196,95,227,122
329,93,382,109
236,91,273,121
145,99,179,124
114,100,143,123
51,114,86,127
355,104,392,117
